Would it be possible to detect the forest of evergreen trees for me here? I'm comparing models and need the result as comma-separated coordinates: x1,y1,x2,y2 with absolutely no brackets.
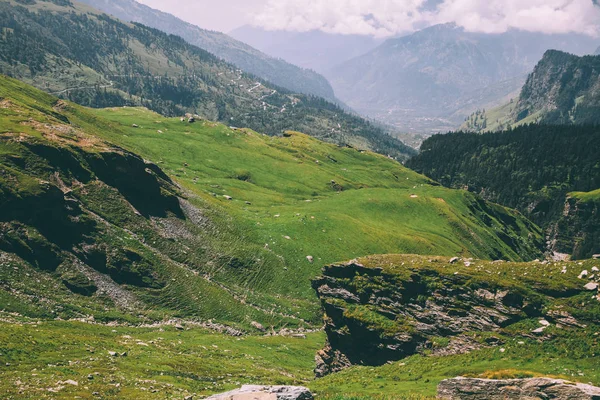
406,124,600,228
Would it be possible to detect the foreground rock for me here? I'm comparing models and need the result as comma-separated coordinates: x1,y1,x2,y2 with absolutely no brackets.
204,385,313,400
438,377,600,399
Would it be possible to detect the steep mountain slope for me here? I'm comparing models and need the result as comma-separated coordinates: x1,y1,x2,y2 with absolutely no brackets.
406,125,600,259
229,25,382,75
328,24,597,133
595,46,600,55
77,0,337,101
514,51,600,125
462,51,600,132
311,254,600,397
0,75,546,329
0,0,413,159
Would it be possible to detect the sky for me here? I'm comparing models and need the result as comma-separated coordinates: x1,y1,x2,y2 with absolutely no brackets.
138,0,600,37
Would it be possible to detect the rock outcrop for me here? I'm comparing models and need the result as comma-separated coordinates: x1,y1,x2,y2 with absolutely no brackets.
203,385,313,400
437,377,600,400
312,255,598,376
549,192,600,260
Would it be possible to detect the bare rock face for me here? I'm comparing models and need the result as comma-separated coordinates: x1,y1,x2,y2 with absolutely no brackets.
311,260,542,375
203,385,313,400
437,377,600,400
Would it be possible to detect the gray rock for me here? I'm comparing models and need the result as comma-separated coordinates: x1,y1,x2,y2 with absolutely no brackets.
316,285,360,303
437,377,600,399
251,321,265,332
203,385,313,400
584,282,599,291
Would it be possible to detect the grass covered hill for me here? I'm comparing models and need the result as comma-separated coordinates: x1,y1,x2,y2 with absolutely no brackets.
0,74,545,331
406,124,600,258
0,0,414,159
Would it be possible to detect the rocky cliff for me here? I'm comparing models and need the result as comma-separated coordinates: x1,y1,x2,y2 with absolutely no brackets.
549,190,600,260
514,50,600,125
312,254,600,376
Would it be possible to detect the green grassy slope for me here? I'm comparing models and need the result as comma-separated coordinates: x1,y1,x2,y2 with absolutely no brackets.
2,255,599,399
90,107,544,281
0,74,544,328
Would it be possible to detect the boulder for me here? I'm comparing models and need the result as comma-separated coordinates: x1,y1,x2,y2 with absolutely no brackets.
203,385,313,400
584,282,599,291
437,377,600,400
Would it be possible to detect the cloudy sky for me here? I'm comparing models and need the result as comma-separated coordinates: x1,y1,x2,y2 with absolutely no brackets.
138,0,600,37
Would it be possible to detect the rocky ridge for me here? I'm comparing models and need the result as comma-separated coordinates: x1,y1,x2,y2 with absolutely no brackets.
312,255,600,376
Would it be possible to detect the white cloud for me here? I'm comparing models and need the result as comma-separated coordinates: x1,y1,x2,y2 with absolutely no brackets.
252,0,600,37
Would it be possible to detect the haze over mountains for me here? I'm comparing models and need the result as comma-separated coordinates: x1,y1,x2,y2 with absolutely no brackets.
229,26,383,75
326,24,598,133
230,23,597,135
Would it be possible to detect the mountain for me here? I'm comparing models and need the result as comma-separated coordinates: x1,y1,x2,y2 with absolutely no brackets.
463,51,600,131
328,24,598,133
78,0,337,101
230,25,383,75
406,124,600,259
0,0,413,159
595,46,600,55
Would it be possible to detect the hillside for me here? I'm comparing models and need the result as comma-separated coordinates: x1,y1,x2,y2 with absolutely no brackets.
462,51,600,132
596,46,600,55
406,125,600,259
328,24,597,133
0,0,413,160
0,74,548,329
77,0,337,101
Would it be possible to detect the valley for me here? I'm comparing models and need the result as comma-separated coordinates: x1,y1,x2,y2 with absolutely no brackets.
1,1,600,399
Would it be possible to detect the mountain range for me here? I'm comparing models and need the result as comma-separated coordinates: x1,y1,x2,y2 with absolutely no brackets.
325,23,598,133
78,0,337,101
0,0,413,159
